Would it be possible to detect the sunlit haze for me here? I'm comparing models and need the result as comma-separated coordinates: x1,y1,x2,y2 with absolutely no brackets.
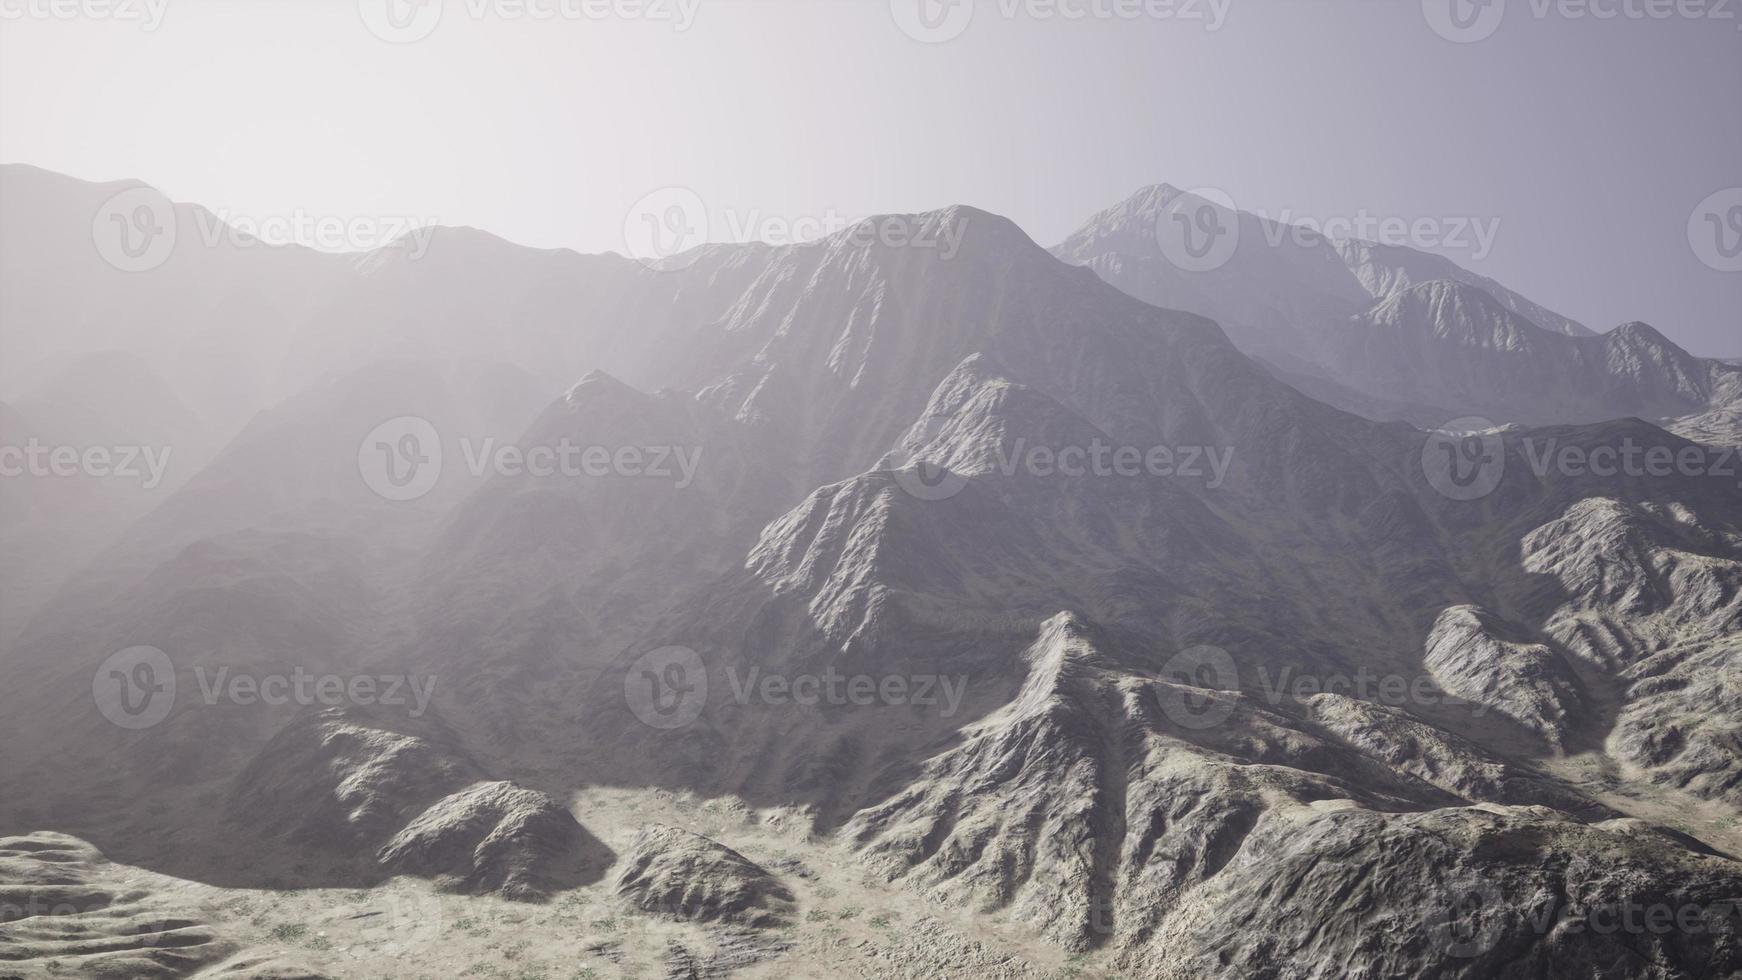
3,1,1737,354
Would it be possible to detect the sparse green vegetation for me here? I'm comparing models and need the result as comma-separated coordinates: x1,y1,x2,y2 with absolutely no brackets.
268,923,308,943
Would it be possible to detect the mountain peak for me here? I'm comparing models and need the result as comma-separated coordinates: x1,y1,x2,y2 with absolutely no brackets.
1606,320,1671,346
563,368,635,403
823,204,1034,258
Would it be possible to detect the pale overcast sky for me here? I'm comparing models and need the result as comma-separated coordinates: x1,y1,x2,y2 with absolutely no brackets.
2,0,1737,355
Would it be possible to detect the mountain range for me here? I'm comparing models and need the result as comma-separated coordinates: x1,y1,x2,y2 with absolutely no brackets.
1,165,1738,979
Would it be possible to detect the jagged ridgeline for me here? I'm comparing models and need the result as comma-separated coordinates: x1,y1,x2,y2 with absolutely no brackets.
1,167,1738,979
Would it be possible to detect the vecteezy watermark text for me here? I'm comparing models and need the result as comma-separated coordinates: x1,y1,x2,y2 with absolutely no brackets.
0,0,169,29
1429,876,1741,959
0,440,174,489
358,0,703,43
1153,644,1479,729
358,416,704,501
1421,417,1742,500
1256,208,1501,261
1423,0,1742,44
92,186,439,273
723,665,967,716
1152,187,1503,274
93,646,438,729
890,0,1232,44
621,645,969,729
622,187,969,270
890,438,1235,501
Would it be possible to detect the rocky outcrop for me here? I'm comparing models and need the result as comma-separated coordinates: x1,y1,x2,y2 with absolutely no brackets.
1425,605,1583,749
612,825,794,928
229,707,607,898
0,831,333,979
1145,804,1742,980
378,780,590,900
1522,498,1742,804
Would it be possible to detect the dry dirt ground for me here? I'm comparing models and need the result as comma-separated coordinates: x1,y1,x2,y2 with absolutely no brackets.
3,786,1103,980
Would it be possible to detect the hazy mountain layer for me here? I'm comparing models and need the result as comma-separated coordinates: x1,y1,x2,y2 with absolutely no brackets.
2,168,1738,979
1053,184,1741,430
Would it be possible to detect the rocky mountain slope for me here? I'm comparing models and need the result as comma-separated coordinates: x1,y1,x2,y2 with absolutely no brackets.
1053,184,1742,432
2,167,1739,979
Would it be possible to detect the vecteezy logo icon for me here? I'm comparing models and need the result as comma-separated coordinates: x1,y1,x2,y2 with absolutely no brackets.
1154,187,1239,273
1421,416,1505,501
1422,0,1506,43
359,416,443,501
887,446,969,501
890,0,974,43
625,645,708,729
1425,876,1507,958
622,187,708,271
93,645,176,729
1155,644,1237,730
1690,188,1742,273
359,0,444,43
92,187,177,273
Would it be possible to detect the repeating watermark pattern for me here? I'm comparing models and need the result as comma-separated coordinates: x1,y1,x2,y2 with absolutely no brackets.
357,415,704,501
1421,416,1507,501
890,0,1231,43
621,187,969,270
1253,664,1485,715
1690,188,1742,273
1426,876,1510,958
1427,877,1741,958
358,0,702,43
623,645,969,728
92,186,177,273
92,187,438,272
1423,0,1742,43
1155,187,1241,273
723,665,968,717
624,645,708,729
623,186,709,269
199,207,438,258
1421,0,1509,42
0,439,174,488
1154,645,1481,728
359,416,444,502
889,452,972,501
889,439,1236,501
1155,644,1238,729
1257,208,1501,261
1155,188,1502,273
93,645,438,729
0,0,169,29
1519,436,1742,488
1422,416,1742,500
93,645,177,730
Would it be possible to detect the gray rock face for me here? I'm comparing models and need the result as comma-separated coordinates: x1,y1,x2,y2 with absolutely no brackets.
612,825,794,928
1146,804,1742,980
3,167,1740,980
1425,604,1583,749
0,831,332,979
377,780,591,900
230,707,606,898
1520,498,1742,804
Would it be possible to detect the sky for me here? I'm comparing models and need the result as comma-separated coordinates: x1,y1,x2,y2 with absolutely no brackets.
1,0,1738,357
